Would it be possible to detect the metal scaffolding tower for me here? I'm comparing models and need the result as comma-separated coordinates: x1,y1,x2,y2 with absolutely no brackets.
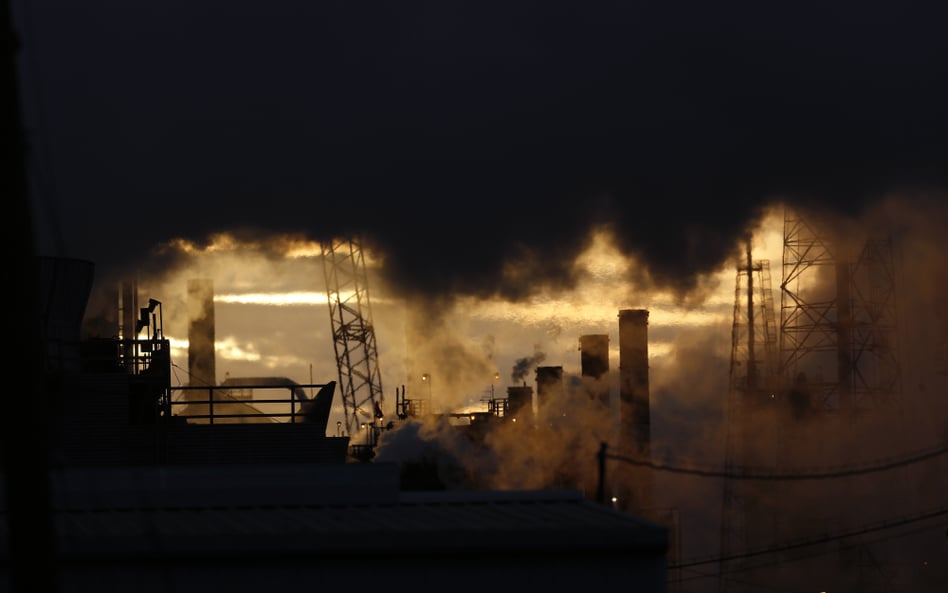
778,210,902,412
321,237,384,439
846,236,902,411
776,208,905,589
717,207,907,591
719,239,779,590
778,211,841,410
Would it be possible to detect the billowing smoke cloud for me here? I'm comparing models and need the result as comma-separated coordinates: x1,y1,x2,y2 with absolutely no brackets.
375,377,616,493
18,1,948,314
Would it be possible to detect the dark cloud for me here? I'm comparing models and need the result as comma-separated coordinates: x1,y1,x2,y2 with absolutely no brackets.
15,0,948,302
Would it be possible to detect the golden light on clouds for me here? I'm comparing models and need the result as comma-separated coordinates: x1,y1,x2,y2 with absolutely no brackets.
463,225,736,346
159,233,326,258
215,292,329,306
573,226,634,279
147,208,792,420
466,296,729,329
159,234,259,255
215,336,262,363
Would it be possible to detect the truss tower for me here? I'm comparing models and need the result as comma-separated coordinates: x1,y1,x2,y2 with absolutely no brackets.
321,237,384,439
719,239,780,590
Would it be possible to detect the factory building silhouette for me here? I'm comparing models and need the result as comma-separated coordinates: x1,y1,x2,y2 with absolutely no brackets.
1,257,669,593
7,209,941,593
7,234,944,593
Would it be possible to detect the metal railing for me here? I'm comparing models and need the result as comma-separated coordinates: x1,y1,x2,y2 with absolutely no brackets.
169,383,331,424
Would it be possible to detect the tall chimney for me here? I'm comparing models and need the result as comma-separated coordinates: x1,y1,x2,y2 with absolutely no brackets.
535,365,564,412
187,278,216,400
618,309,650,452
618,309,652,512
579,334,610,407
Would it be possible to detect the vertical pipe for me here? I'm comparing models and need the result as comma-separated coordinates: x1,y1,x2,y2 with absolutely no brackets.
618,309,650,454
618,309,652,513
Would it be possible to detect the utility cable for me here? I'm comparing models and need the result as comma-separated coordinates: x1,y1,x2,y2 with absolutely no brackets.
667,504,948,570
669,515,948,585
604,440,948,480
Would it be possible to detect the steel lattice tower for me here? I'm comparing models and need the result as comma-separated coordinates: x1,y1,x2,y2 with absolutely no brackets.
720,211,905,591
778,211,841,410
779,209,902,413
321,237,384,439
776,208,903,589
719,239,780,591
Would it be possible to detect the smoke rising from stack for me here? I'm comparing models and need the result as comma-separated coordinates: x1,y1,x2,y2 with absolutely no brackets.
511,350,546,384
187,278,216,393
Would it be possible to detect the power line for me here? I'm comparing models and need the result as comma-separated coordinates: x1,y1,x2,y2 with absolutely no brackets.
669,516,948,585
668,504,948,570
604,441,948,480
673,564,814,592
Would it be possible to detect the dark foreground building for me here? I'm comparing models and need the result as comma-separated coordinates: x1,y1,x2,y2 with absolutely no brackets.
1,463,668,593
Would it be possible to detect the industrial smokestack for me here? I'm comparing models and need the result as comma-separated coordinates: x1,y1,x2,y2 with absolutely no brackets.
506,385,534,424
617,309,652,512
618,309,650,452
579,334,610,407
187,278,216,401
535,365,564,413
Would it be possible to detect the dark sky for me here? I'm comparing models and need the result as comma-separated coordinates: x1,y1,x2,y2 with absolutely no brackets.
14,0,948,302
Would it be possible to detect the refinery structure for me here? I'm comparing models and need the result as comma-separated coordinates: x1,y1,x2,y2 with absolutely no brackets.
4,204,947,592
7,2,948,592
5,204,948,592
3,30,944,585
